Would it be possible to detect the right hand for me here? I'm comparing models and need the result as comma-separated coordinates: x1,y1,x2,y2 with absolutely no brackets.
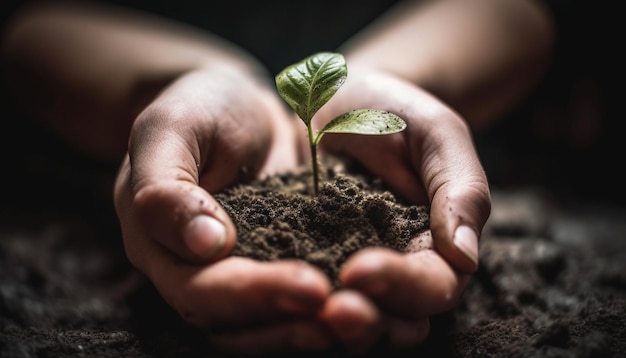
113,67,335,354
311,68,492,352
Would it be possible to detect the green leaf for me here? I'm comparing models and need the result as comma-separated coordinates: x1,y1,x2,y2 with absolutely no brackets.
315,109,407,144
275,52,347,124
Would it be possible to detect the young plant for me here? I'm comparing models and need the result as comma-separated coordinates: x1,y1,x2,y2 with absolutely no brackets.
275,52,407,196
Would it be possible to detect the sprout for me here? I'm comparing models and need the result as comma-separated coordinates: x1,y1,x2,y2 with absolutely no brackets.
276,52,406,196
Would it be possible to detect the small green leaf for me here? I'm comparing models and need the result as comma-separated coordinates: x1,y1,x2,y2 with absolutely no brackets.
314,109,407,144
275,52,347,124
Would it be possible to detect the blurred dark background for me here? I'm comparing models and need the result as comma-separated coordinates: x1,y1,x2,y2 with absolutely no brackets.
0,0,624,215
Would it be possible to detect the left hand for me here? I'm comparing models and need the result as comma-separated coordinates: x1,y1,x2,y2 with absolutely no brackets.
114,68,334,355
308,68,491,352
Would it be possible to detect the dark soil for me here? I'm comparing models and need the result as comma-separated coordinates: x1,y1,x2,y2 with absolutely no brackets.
216,158,429,288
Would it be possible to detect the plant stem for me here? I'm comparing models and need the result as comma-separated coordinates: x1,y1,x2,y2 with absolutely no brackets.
307,124,319,196
310,142,319,196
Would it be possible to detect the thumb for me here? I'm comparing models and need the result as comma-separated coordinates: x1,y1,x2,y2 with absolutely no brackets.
415,116,491,273
430,182,491,273
115,126,238,265
132,178,237,263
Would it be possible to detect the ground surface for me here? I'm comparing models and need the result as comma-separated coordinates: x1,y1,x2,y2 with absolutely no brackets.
1,151,625,357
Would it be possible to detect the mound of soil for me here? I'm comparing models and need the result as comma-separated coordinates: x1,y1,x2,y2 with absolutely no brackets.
216,158,429,287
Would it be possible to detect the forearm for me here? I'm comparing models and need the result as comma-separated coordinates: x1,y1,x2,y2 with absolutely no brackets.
340,0,555,130
1,1,268,161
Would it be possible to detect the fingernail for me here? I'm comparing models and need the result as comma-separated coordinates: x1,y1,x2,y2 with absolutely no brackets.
184,215,227,259
453,225,479,267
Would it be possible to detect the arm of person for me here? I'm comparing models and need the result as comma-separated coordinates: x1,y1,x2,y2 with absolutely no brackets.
341,0,555,130
2,1,269,162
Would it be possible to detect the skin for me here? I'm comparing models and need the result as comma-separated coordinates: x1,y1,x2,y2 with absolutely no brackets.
1,0,554,354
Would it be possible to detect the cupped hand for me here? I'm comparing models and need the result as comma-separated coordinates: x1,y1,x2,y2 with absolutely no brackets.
114,68,335,354
313,68,491,351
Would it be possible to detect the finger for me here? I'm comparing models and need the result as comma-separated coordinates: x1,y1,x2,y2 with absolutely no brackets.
259,103,303,176
117,150,236,263
210,319,333,355
410,109,491,273
124,71,274,263
150,254,332,355
340,247,469,318
127,102,238,263
133,177,237,263
320,290,384,354
153,256,331,328
320,132,429,204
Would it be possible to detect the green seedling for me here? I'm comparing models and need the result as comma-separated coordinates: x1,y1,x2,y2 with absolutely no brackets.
275,52,407,196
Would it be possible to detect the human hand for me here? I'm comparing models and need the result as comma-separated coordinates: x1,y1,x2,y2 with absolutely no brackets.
311,68,491,352
114,68,336,354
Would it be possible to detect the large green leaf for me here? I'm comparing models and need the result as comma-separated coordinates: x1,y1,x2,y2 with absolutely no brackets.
275,52,347,124
315,109,407,144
